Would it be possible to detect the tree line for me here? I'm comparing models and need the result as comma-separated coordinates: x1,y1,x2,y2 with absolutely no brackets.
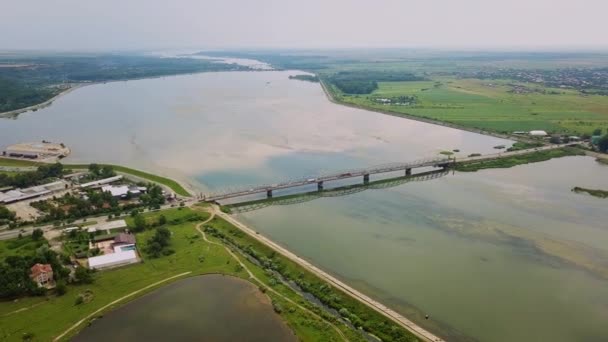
0,163,64,189
327,70,425,94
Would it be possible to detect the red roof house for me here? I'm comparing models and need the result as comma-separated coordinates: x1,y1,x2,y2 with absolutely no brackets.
30,263,55,289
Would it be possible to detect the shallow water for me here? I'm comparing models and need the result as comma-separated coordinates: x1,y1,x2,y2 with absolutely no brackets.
3,70,608,341
0,70,510,191
238,157,608,341
72,275,296,342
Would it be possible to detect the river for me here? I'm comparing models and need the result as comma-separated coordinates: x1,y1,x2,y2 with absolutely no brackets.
1,67,607,341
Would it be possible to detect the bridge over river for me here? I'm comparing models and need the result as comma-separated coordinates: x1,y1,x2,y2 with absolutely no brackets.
205,156,453,202
204,143,577,203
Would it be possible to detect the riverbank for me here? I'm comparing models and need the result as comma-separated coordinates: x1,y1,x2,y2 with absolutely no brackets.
0,84,87,118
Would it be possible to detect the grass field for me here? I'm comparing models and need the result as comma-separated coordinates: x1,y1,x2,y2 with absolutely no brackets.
0,208,368,342
0,158,40,167
0,235,46,260
329,77,608,136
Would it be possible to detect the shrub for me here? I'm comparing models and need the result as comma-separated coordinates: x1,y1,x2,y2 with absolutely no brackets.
55,280,67,296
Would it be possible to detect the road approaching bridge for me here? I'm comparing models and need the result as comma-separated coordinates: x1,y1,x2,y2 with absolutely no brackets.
205,157,452,202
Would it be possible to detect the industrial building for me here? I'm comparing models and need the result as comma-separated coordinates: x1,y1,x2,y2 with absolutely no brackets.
101,184,147,198
0,181,67,204
87,250,138,270
79,175,123,189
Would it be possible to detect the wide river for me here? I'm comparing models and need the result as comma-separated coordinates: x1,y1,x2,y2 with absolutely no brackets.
1,68,607,341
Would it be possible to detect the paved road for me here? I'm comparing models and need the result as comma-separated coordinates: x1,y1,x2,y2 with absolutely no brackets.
0,200,195,241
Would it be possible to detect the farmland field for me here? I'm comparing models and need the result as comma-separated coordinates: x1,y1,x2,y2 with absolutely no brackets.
329,77,608,136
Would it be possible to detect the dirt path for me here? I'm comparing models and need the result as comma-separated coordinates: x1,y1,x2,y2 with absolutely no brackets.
52,271,192,341
195,213,349,342
211,206,444,342
2,301,46,317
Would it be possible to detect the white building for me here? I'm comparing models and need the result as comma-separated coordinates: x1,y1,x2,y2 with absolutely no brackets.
102,185,130,197
88,250,138,270
79,175,123,189
0,181,66,204
529,130,548,136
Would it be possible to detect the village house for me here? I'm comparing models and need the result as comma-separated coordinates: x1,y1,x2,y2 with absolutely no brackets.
30,263,55,289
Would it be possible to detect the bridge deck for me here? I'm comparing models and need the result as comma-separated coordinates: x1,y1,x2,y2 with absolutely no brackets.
206,157,451,201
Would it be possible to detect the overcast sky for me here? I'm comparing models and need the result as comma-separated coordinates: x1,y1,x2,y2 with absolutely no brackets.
1,0,607,51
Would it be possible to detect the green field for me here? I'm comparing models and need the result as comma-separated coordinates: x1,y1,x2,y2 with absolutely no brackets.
0,207,377,342
0,235,46,260
329,78,608,136
0,158,40,167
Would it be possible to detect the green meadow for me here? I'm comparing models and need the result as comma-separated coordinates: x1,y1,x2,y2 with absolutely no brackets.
328,77,608,136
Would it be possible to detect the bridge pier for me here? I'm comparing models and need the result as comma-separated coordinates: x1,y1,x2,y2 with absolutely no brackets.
405,168,412,176
363,174,370,184
317,181,324,191
267,189,273,198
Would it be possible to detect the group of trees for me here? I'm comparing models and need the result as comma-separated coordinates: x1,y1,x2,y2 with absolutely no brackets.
591,128,608,152
288,74,319,82
87,163,116,180
139,184,165,209
0,163,64,189
0,205,16,224
598,135,608,153
0,239,69,299
144,227,173,258
328,70,425,94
